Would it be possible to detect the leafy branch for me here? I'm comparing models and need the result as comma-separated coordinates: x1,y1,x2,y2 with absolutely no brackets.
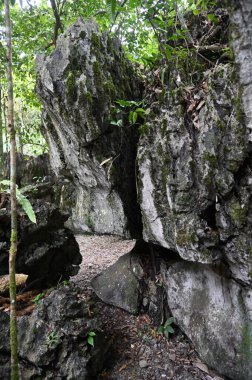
0,179,36,223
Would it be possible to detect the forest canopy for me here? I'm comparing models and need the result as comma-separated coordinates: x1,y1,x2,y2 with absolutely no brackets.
0,0,217,156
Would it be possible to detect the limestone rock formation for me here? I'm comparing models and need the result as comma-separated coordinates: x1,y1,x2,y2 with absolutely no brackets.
164,262,252,380
135,3,252,377
138,62,250,277
3,152,50,187
0,287,112,379
91,248,141,314
0,185,81,288
91,240,165,320
36,6,252,380
36,18,142,237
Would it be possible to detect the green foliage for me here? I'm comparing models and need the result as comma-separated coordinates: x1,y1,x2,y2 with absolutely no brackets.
111,99,147,126
46,331,61,348
0,180,37,223
87,331,96,347
0,0,219,157
157,317,175,338
106,0,116,23
32,292,45,305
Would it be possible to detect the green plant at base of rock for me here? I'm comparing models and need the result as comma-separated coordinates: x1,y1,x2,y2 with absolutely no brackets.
32,292,45,306
157,317,175,338
87,331,96,347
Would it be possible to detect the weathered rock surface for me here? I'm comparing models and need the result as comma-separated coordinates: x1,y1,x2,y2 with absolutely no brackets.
36,18,142,237
0,286,112,379
3,152,50,187
138,63,251,280
136,6,252,375
36,7,252,380
163,261,252,380
230,0,252,143
92,240,171,323
0,187,81,287
91,246,142,314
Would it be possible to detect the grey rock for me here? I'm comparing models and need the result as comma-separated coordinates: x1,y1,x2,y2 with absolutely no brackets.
137,63,250,283
3,152,51,187
230,0,252,141
91,248,142,314
0,192,81,287
34,6,252,380
92,240,165,321
139,359,148,368
36,18,142,238
164,261,252,380
0,287,112,380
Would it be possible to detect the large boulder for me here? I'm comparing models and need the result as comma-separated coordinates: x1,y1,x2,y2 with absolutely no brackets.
0,186,82,288
163,262,252,380
0,286,112,379
92,240,171,323
136,6,252,376
138,62,251,282
91,248,142,314
36,18,142,237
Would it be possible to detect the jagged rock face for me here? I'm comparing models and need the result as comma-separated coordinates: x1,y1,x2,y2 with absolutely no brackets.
36,18,142,237
3,153,50,187
0,287,112,379
138,63,252,284
0,188,81,287
36,9,252,380
230,0,252,143
164,262,252,380
135,4,252,379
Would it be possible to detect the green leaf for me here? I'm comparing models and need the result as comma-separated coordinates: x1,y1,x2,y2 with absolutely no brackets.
115,99,143,108
164,317,175,326
115,99,132,107
88,331,96,337
207,13,219,25
110,119,123,127
136,107,145,115
0,180,36,223
106,0,116,22
129,110,137,124
17,191,37,223
87,336,94,346
166,326,174,333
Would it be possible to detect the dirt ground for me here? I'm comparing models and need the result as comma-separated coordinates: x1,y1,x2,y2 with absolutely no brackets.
73,235,226,380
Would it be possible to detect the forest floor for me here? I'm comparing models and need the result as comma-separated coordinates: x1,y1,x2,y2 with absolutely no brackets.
72,235,226,380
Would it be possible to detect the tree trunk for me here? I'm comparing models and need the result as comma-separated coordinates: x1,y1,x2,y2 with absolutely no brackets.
4,0,19,379
0,84,4,179
50,0,64,45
